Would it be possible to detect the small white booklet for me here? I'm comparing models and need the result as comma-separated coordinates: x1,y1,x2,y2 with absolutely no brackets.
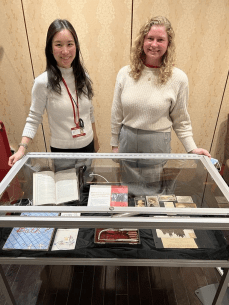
51,213,80,251
33,168,79,205
51,229,79,251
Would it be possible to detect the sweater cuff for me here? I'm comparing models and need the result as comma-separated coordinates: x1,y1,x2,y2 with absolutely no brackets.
110,134,119,147
22,127,36,140
180,136,197,153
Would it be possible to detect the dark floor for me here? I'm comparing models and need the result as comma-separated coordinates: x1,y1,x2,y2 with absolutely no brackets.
0,264,222,305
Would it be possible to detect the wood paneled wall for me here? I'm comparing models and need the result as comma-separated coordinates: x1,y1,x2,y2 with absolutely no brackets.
1,0,229,163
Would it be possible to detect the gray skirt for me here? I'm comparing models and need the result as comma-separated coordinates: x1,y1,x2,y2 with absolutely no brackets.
119,125,171,155
118,125,172,196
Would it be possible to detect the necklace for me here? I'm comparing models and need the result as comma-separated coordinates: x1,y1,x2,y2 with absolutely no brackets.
144,63,160,68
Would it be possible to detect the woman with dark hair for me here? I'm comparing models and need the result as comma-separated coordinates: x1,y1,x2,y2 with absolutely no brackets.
110,16,210,195
9,19,99,166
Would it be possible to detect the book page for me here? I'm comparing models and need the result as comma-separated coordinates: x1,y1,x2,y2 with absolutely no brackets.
33,171,56,205
60,213,80,217
175,203,197,208
55,168,79,204
87,185,111,206
156,229,196,239
186,230,197,239
161,237,198,248
164,202,174,208
176,196,194,203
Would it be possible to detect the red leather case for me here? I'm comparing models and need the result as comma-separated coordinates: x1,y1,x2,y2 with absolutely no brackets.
0,121,22,204
0,121,11,182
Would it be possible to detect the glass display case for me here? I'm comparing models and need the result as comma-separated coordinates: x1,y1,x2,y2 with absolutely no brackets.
1,152,229,304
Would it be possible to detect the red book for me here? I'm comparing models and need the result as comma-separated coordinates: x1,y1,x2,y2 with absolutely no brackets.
110,186,128,206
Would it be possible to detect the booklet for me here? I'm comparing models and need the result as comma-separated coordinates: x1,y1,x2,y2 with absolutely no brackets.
3,212,59,250
33,168,79,205
51,229,79,251
87,185,128,207
51,213,80,251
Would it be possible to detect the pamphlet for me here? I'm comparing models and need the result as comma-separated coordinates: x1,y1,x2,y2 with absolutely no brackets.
87,185,128,207
51,229,79,251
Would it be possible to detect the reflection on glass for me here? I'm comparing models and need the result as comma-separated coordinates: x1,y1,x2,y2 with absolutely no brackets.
0,156,229,210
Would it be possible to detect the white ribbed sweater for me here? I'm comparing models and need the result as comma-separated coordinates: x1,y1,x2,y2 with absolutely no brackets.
110,65,197,152
22,67,95,149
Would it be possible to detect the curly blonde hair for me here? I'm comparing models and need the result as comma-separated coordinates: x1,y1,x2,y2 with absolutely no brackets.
130,16,175,84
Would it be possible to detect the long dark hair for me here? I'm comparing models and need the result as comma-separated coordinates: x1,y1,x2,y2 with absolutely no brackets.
45,19,93,99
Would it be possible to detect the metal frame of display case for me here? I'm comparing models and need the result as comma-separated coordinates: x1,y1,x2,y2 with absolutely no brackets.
1,153,229,304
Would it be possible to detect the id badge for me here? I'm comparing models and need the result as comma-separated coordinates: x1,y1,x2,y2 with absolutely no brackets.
71,127,86,138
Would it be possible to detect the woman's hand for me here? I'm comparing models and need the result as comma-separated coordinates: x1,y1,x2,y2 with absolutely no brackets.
112,146,119,153
8,137,31,166
189,148,211,158
8,148,26,167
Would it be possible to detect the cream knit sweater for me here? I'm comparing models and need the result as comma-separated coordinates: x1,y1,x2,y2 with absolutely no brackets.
110,65,197,152
22,67,95,149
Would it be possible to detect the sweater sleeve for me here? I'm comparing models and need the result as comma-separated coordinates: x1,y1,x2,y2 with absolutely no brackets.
169,75,197,152
85,72,95,124
90,101,95,124
110,69,125,147
22,75,48,139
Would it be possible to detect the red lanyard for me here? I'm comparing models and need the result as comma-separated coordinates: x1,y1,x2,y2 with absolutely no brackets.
62,77,80,127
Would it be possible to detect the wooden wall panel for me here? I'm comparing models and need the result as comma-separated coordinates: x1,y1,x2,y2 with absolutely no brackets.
210,75,229,164
132,0,229,158
22,0,132,152
0,0,46,154
1,0,229,162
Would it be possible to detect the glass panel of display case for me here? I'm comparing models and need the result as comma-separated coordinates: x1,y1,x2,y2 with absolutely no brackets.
1,153,229,208
0,153,229,264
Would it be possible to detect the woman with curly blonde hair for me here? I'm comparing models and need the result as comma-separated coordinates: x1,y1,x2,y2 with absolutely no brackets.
130,16,175,84
110,16,210,195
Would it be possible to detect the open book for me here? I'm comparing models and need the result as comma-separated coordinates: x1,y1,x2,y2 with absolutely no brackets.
33,168,79,205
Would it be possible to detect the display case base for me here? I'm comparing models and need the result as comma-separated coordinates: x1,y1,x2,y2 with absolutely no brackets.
195,283,229,305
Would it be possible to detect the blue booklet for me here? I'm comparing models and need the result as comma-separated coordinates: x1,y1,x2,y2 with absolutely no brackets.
3,212,59,251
